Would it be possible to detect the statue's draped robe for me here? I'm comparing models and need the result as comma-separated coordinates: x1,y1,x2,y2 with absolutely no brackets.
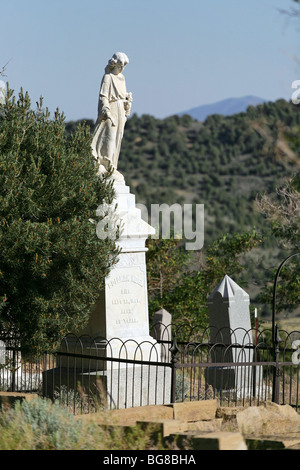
92,72,128,169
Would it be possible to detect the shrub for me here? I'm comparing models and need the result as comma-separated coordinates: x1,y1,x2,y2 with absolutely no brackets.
0,396,166,450
0,397,82,449
0,86,119,353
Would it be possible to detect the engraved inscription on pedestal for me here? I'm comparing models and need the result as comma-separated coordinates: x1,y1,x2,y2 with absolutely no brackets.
106,262,149,338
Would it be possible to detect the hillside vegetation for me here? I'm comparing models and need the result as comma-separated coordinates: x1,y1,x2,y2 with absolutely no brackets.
67,99,300,244
66,99,300,316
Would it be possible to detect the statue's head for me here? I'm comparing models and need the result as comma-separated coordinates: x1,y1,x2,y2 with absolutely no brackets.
105,52,129,73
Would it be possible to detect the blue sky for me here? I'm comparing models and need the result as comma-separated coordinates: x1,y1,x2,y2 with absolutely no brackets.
1,0,299,121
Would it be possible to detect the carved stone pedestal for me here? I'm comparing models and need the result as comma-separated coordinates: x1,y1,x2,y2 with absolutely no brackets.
82,176,156,347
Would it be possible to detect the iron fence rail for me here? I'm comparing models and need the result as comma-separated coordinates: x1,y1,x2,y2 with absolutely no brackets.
1,325,300,413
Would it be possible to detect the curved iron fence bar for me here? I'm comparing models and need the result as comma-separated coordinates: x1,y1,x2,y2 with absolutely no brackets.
138,340,160,406
129,341,144,407
206,341,227,356
241,329,255,345
59,334,82,406
137,341,160,361
188,341,211,354
197,327,211,344
229,329,240,345
278,329,300,350
256,328,273,346
104,337,127,357
276,329,291,346
178,323,198,339
235,343,253,361
59,336,164,365
60,333,106,355
149,343,160,405
150,322,172,340
118,339,134,360
150,323,172,364
104,338,129,408
73,334,99,414
272,252,300,344
207,326,226,344
149,323,275,348
222,343,240,362
171,322,206,342
210,326,252,346
60,333,78,353
148,342,161,362
93,337,126,408
75,335,88,354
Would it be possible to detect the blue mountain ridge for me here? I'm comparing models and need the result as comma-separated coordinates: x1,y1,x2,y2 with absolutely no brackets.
178,95,267,121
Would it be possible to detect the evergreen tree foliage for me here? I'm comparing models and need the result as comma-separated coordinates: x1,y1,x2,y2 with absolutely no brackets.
0,86,119,353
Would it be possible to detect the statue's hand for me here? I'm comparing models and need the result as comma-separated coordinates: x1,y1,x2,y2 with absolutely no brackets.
105,110,116,127
124,100,132,117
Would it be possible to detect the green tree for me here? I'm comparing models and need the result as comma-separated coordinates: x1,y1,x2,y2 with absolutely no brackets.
0,86,119,353
148,231,262,327
257,174,300,312
146,236,190,307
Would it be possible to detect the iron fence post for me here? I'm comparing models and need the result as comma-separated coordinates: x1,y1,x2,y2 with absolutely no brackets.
11,347,16,392
272,324,282,404
170,332,179,403
271,253,299,404
252,345,257,400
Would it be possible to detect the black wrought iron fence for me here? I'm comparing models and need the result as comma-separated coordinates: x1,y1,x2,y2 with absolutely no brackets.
176,325,300,409
1,324,300,414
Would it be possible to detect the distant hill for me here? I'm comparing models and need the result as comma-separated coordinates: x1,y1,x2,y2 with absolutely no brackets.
178,95,267,121
116,98,299,246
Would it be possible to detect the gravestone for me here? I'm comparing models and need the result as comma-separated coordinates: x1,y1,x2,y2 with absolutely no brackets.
208,274,252,344
206,275,261,397
151,308,172,362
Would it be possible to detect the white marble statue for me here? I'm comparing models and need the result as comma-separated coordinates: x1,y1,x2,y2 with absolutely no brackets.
92,52,132,176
